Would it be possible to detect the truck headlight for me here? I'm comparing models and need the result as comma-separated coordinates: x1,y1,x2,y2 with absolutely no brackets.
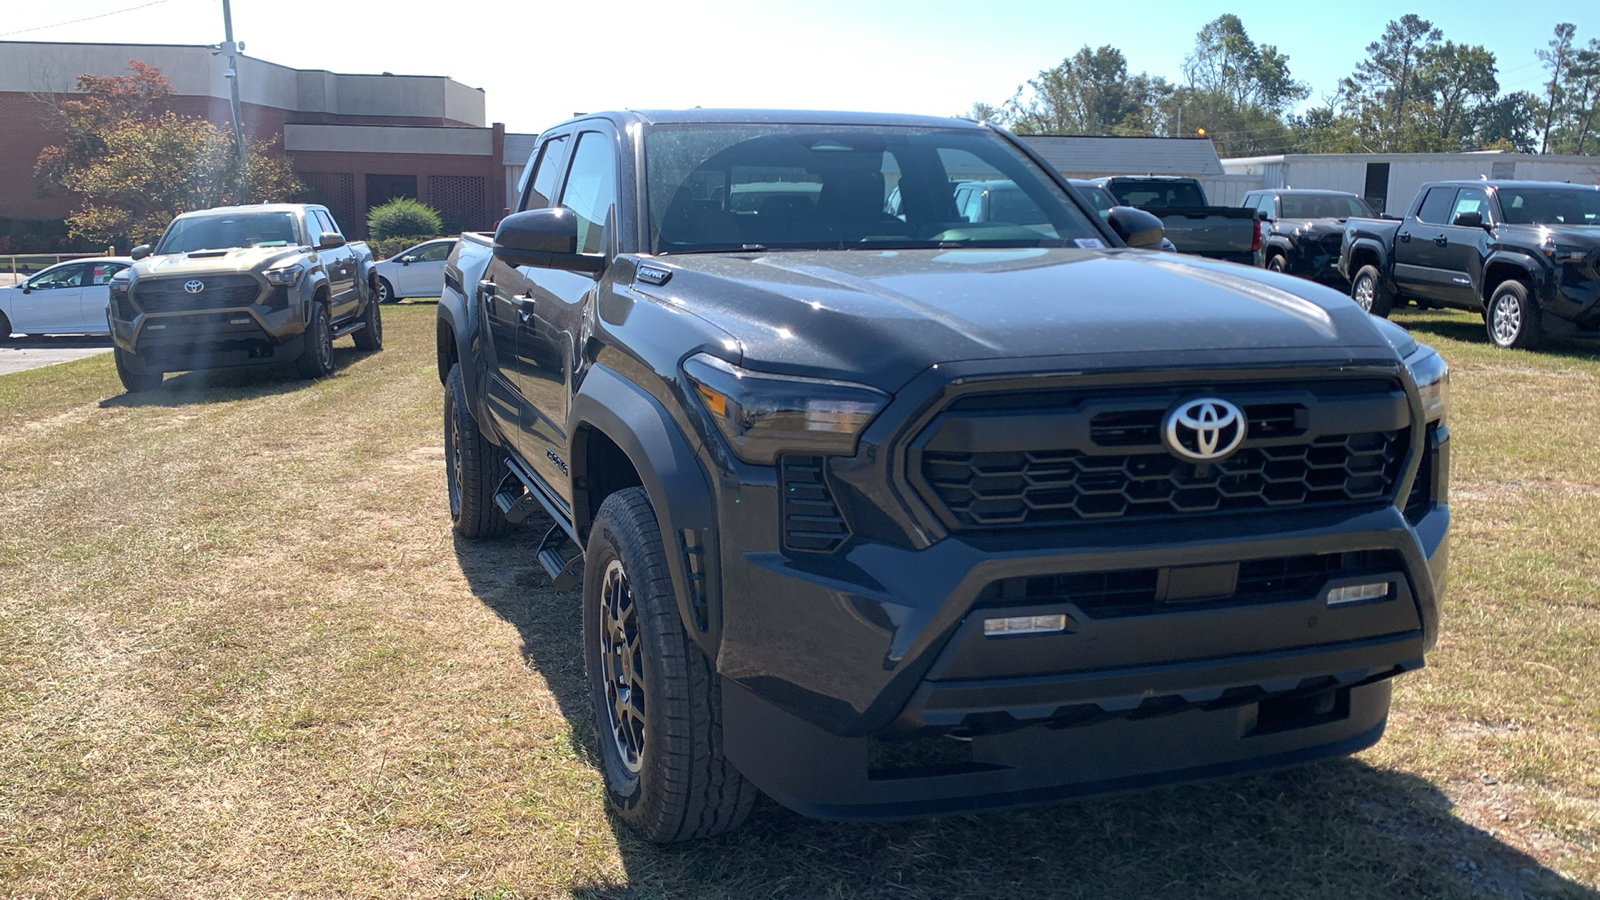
682,353,889,465
263,264,304,286
1541,240,1590,265
1405,344,1448,424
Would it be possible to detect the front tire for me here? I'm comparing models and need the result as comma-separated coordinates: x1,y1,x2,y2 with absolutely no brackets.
444,363,510,539
1350,265,1394,318
1266,254,1288,274
352,297,383,351
584,487,756,843
1486,280,1542,350
376,277,395,304
114,346,163,393
295,302,334,379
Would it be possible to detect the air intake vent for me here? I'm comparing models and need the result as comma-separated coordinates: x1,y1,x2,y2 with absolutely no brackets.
779,456,848,553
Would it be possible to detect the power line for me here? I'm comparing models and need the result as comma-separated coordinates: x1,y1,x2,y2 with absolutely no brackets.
0,0,172,39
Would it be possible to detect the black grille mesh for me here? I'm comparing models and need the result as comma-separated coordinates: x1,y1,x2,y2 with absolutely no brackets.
132,275,262,312
924,430,1408,528
780,457,849,552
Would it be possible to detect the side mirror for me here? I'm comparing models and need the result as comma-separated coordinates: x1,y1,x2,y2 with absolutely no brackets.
317,232,346,250
1255,210,1271,221
1105,206,1166,249
493,208,604,273
399,256,414,265
1452,211,1485,228
130,244,151,260
20,283,31,294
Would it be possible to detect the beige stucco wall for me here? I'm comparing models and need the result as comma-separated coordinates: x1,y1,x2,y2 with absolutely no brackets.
284,123,492,155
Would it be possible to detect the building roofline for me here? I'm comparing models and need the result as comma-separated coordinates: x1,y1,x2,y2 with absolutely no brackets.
0,40,481,89
1224,151,1600,166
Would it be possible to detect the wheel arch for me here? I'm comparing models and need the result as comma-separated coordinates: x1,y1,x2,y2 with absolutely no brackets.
570,364,721,655
1346,241,1385,275
1482,255,1540,302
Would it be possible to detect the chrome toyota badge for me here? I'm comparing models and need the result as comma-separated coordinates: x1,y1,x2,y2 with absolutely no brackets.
184,280,205,294
1163,398,1246,462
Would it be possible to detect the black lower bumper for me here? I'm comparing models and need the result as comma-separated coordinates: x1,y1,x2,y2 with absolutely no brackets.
724,673,1395,820
113,310,305,372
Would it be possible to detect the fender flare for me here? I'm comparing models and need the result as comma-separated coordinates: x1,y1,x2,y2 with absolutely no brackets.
300,270,332,322
1481,250,1545,300
1344,237,1389,275
570,364,722,654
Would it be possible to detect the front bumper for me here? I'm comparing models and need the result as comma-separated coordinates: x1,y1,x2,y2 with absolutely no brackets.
110,280,309,371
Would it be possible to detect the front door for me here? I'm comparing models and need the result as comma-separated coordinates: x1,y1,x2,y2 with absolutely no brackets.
1434,186,1492,310
310,209,358,317
518,128,617,502
13,262,88,333
78,261,127,333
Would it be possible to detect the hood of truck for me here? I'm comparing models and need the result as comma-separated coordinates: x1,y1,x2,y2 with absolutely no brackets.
132,247,307,278
642,247,1396,392
1507,224,1600,249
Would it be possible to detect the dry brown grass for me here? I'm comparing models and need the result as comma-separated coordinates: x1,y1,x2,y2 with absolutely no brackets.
0,304,1595,899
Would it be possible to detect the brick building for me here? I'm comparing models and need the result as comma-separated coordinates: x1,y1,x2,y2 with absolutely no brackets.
0,40,510,240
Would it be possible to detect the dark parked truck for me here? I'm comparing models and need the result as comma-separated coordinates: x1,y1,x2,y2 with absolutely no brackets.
1245,189,1375,285
1340,180,1600,349
109,203,382,391
1094,175,1260,265
438,110,1451,842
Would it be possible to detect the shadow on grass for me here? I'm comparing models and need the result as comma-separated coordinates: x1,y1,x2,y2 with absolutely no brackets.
1392,309,1600,363
98,346,381,407
453,516,1596,900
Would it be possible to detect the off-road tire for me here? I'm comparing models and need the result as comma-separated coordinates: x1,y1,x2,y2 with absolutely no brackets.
444,363,510,539
376,276,395,304
1486,280,1542,350
352,297,383,351
1350,264,1394,318
113,346,163,393
584,487,757,843
1266,253,1288,274
295,302,335,379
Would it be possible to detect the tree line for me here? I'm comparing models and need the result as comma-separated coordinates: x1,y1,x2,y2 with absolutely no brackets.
969,15,1600,158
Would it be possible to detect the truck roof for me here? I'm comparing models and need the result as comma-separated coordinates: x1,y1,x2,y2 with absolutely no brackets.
172,203,323,218
542,108,987,131
1423,180,1600,191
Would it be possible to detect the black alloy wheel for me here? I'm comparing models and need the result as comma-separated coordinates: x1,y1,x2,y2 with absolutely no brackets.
295,302,334,379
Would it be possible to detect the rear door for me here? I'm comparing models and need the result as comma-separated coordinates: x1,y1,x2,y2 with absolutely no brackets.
482,130,571,468
12,262,88,333
1393,187,1457,300
78,261,127,333
517,126,619,501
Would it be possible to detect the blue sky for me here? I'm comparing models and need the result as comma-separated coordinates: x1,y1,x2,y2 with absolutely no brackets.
4,0,1598,134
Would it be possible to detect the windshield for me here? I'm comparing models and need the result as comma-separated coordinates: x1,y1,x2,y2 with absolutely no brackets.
156,211,301,254
1104,180,1207,208
1496,187,1600,226
1280,194,1373,219
643,124,1104,253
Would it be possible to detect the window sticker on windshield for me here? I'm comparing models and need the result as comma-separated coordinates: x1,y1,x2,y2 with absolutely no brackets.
1074,238,1105,248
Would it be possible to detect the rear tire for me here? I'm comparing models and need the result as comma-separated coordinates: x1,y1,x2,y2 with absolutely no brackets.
1350,265,1394,318
352,297,383,351
114,346,162,393
1486,280,1542,350
444,362,510,539
584,487,757,843
294,302,334,379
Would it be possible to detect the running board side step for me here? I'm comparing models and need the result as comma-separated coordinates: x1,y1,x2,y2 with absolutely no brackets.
536,525,583,592
331,320,367,339
493,468,543,524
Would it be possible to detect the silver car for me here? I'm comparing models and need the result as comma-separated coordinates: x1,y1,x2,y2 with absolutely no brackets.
372,239,454,303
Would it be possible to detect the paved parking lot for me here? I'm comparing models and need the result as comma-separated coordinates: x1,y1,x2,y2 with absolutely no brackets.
0,336,112,375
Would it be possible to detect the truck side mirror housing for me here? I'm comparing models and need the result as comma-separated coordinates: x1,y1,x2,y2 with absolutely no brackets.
493,208,604,273
1452,211,1485,228
1106,206,1166,249
130,245,151,260
317,232,346,250
1256,210,1271,221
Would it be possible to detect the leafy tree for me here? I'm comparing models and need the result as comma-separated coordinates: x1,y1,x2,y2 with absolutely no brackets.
1182,15,1308,114
35,61,301,247
1417,41,1500,148
1003,46,1172,135
1537,23,1578,152
1340,15,1443,150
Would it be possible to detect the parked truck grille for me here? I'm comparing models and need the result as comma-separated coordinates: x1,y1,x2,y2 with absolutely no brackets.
131,275,263,312
910,377,1413,530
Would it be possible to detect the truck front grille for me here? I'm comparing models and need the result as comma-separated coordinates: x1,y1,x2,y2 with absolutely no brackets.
132,275,263,312
909,377,1412,531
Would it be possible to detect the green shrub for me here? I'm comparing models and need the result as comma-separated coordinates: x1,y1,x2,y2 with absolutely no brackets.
367,198,442,241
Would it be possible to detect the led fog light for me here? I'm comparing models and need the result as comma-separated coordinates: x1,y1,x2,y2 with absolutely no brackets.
1326,581,1391,606
983,614,1068,637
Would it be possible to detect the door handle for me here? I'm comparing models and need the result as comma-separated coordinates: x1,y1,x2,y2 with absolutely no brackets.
1398,231,1411,243
1434,234,1449,247
517,297,538,315
478,280,497,302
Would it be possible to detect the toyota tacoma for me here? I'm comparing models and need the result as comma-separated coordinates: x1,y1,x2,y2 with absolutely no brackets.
109,203,382,391
438,110,1451,842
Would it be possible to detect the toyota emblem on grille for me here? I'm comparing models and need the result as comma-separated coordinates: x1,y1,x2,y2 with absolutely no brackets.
183,280,205,294
1164,398,1246,462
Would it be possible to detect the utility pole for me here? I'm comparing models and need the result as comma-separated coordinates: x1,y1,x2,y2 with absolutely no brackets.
218,0,248,196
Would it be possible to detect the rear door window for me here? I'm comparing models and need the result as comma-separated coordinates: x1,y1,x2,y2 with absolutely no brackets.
1415,188,1458,225
521,135,570,212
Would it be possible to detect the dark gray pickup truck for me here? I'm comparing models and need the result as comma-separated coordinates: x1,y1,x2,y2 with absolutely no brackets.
439,109,1450,842
1095,175,1260,265
1340,180,1600,349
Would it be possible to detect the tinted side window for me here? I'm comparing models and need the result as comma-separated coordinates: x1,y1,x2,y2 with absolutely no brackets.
521,135,570,211
417,242,452,262
1415,188,1457,225
560,132,617,256
1256,195,1276,218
